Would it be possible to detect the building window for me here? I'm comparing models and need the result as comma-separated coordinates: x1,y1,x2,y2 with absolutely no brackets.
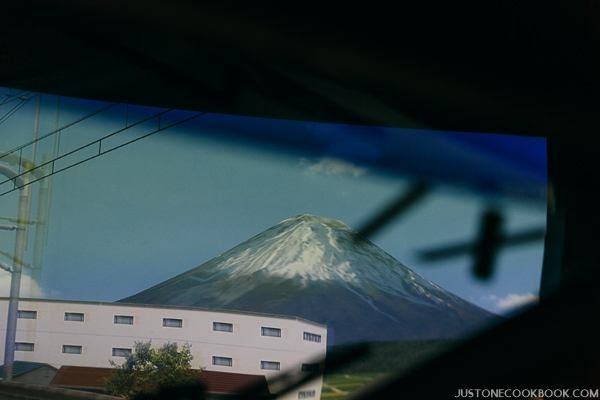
261,327,281,337
298,390,316,398
112,348,132,357
303,332,321,343
260,360,281,371
163,318,183,328
213,322,233,332
212,356,233,367
17,310,37,319
114,315,134,325
15,342,34,352
301,363,321,373
62,345,82,354
64,312,84,322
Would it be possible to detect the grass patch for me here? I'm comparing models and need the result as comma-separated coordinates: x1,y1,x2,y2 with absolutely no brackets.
322,373,383,399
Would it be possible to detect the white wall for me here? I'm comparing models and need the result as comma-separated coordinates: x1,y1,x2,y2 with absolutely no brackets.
0,298,326,399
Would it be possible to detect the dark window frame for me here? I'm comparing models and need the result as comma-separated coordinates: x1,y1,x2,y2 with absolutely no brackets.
260,360,281,370
213,321,234,332
62,344,83,354
212,356,233,367
298,390,316,398
15,342,35,351
303,332,322,343
162,318,183,328
17,310,37,319
112,347,132,357
261,326,282,337
114,315,134,325
64,312,85,322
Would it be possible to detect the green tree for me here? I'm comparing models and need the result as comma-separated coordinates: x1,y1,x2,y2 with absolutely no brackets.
106,341,199,398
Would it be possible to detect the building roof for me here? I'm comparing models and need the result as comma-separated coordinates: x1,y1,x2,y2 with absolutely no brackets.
198,370,269,395
0,297,326,329
0,361,56,379
50,366,113,390
50,366,269,395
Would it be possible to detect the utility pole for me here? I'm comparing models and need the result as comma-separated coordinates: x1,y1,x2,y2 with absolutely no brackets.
29,94,49,297
0,164,31,381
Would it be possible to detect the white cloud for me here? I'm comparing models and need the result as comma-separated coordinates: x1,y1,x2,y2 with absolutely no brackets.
490,293,539,311
301,157,367,177
0,272,10,296
0,271,46,298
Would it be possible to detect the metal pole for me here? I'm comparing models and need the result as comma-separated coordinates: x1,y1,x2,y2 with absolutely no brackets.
31,95,41,163
30,96,47,296
30,171,49,295
0,164,30,381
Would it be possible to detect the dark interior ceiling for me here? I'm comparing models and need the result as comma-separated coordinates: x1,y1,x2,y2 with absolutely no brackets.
2,2,600,137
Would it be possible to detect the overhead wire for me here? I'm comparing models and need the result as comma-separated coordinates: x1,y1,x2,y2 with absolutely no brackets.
0,96,30,126
0,110,203,197
0,102,119,161
0,91,30,106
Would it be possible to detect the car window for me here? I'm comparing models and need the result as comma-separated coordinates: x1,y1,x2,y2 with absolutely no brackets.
0,88,546,399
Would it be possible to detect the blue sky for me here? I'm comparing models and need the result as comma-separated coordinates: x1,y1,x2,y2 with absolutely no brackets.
0,89,547,315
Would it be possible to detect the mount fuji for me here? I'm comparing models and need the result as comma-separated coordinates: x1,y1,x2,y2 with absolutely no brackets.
121,215,495,344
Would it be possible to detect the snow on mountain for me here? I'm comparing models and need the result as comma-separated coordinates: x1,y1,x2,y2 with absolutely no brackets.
121,215,495,344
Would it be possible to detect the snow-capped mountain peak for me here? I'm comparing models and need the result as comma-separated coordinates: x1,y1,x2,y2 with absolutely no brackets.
122,214,495,343
217,214,355,280
186,214,456,305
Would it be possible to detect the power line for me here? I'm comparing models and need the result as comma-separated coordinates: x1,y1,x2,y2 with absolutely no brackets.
0,102,119,162
0,110,202,197
0,97,30,126
0,92,30,107
0,106,170,186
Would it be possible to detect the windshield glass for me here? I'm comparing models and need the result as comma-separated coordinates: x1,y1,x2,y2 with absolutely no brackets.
0,88,547,399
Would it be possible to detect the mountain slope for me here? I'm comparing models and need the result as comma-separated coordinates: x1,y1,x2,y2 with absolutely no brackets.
121,215,495,344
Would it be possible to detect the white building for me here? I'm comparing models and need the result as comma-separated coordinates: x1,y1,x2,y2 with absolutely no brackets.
0,298,327,399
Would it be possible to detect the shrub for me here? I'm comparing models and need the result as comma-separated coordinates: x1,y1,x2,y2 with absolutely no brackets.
106,341,199,398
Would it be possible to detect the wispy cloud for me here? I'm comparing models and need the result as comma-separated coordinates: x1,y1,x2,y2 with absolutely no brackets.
0,273,47,298
300,157,367,177
486,292,538,312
